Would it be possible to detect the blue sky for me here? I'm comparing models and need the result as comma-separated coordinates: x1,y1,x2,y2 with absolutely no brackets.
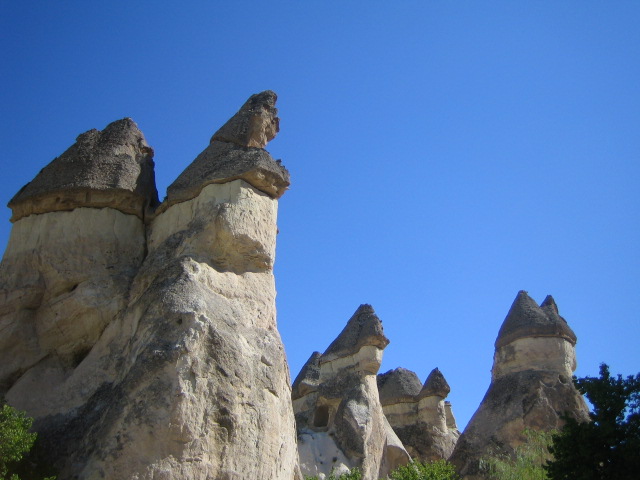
1,2,639,430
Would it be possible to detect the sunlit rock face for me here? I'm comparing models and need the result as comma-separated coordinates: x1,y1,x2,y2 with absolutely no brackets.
292,305,410,480
0,118,155,405
378,367,460,462
0,92,301,480
449,291,589,479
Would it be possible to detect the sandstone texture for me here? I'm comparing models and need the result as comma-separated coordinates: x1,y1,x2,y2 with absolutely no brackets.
449,291,589,479
0,93,300,480
378,368,460,462
293,305,410,480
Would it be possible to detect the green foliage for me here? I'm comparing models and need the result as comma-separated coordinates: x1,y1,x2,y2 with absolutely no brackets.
545,363,640,480
304,467,362,480
304,461,460,480
480,429,553,480
0,403,56,480
0,404,37,480
388,459,460,480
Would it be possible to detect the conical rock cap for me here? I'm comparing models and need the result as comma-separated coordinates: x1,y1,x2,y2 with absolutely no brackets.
418,367,451,399
162,91,289,211
291,351,321,400
9,118,158,221
322,304,389,362
377,367,422,405
495,290,577,349
211,90,279,148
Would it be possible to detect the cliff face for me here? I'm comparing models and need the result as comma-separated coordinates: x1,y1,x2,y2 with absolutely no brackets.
0,91,300,480
449,291,589,479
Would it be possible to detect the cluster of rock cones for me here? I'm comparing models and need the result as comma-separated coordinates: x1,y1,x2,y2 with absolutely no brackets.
0,91,588,479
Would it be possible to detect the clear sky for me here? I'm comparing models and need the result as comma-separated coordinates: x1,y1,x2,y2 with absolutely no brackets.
1,2,638,430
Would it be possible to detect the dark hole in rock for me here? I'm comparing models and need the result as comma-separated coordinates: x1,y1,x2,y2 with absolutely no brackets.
313,405,330,428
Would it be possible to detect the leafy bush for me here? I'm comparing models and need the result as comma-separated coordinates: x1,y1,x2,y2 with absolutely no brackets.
0,403,56,480
480,429,553,480
304,467,362,480
388,459,460,480
304,461,459,480
0,404,37,480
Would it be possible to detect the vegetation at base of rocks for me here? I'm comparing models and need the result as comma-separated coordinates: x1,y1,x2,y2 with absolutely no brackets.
304,460,460,480
388,459,460,480
0,403,56,480
304,467,362,480
480,429,553,480
545,363,640,480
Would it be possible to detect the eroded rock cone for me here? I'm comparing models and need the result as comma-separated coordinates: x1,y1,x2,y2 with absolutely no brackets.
449,291,589,479
378,368,460,462
293,305,410,480
1,93,301,480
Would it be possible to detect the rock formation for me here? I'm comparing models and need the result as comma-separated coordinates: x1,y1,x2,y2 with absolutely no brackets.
378,367,460,462
0,91,300,480
449,291,590,479
292,305,410,479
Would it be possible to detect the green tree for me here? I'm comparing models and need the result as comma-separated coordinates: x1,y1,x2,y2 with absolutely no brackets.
388,460,460,480
0,404,37,480
480,429,552,480
545,363,640,480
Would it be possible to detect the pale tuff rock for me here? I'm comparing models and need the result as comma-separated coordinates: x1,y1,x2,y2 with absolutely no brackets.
161,91,289,213
293,305,410,480
0,92,300,480
449,291,589,479
378,368,460,462
8,118,159,222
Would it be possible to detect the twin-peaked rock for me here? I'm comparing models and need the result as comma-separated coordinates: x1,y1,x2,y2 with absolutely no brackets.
0,91,300,480
378,367,460,462
292,305,410,479
449,291,589,479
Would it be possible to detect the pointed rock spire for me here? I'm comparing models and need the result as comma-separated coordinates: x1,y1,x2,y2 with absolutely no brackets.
377,367,422,405
322,304,390,362
211,90,279,148
418,368,451,399
162,91,289,212
292,351,321,400
8,118,158,221
495,290,577,349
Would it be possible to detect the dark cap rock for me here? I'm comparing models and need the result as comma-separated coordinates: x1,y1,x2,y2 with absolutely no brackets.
418,368,451,399
322,304,390,362
9,118,158,221
211,90,279,148
292,351,321,400
495,291,577,349
160,92,289,212
377,367,422,405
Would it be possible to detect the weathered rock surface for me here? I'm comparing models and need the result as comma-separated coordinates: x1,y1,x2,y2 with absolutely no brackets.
378,368,460,462
449,291,589,479
8,118,159,222
293,305,410,479
161,90,289,214
0,93,300,480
